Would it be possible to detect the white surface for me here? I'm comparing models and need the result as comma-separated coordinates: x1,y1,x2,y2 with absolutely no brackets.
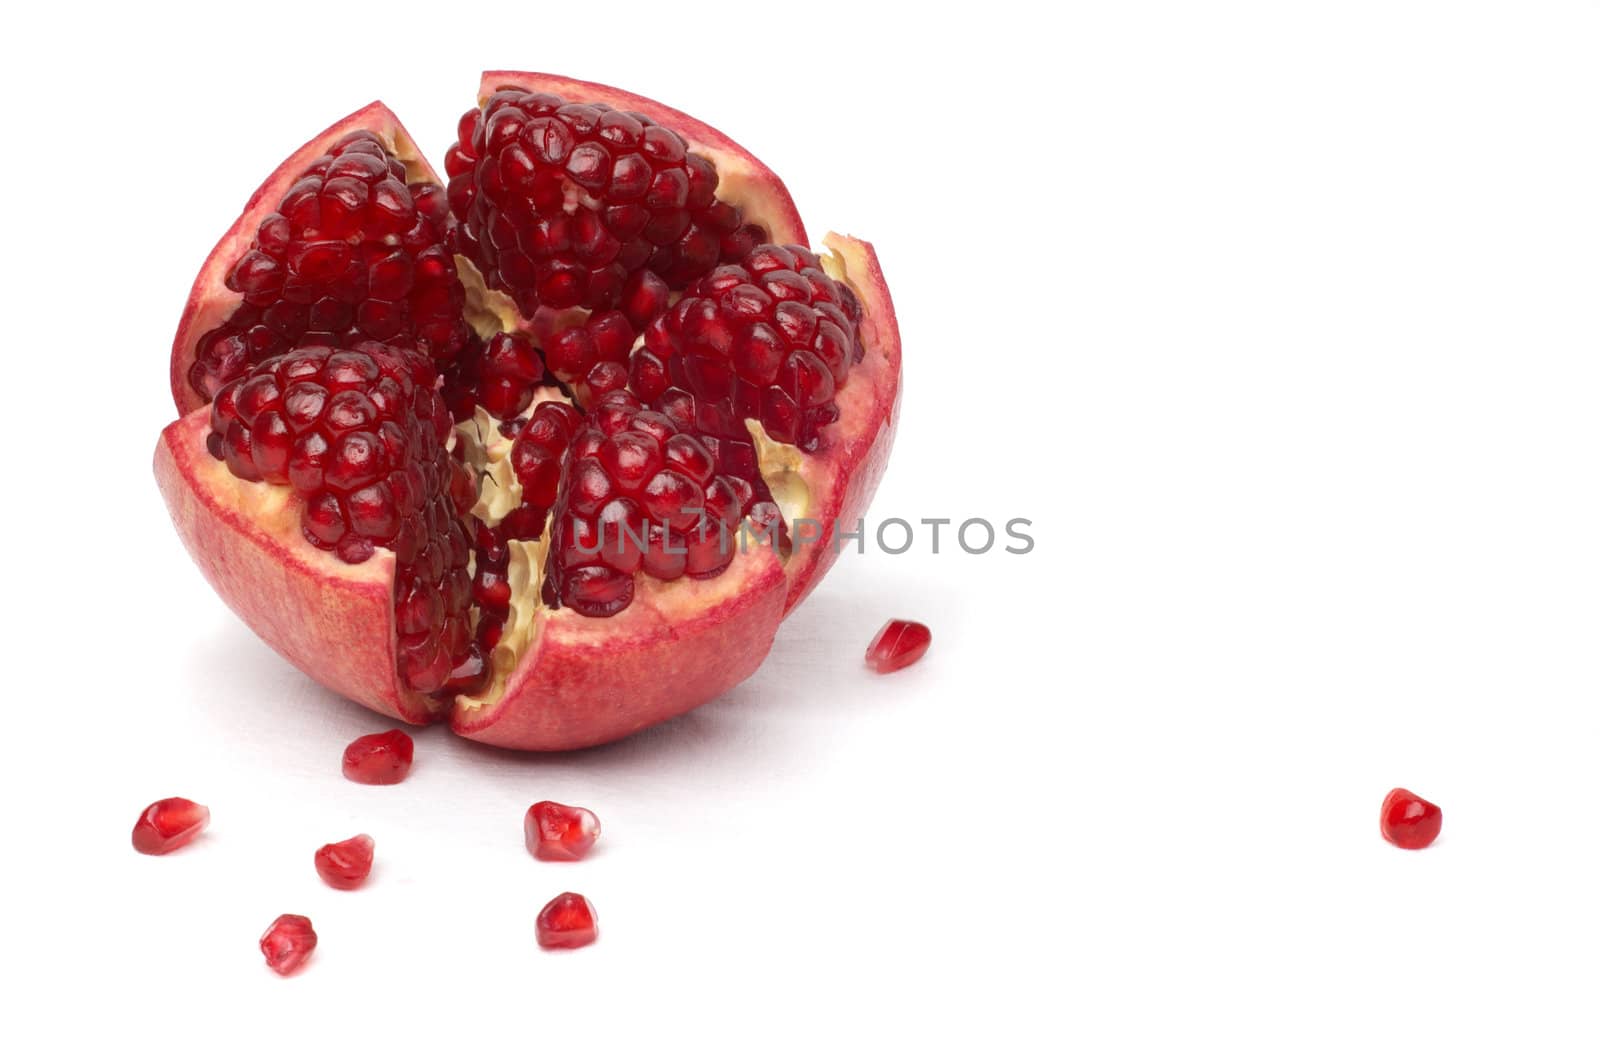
4,1,1600,1057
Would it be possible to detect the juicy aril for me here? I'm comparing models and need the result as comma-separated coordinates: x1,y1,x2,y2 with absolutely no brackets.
156,72,901,750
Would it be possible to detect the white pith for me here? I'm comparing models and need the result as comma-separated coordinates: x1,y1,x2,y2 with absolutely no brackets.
381,125,436,188
453,404,554,714
456,256,522,340
742,246,856,530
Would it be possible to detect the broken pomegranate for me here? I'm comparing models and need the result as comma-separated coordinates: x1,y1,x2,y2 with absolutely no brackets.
525,801,600,861
536,892,598,949
342,729,414,784
1380,788,1443,850
157,72,901,750
131,797,210,855
864,619,932,674
315,834,376,889
260,914,318,975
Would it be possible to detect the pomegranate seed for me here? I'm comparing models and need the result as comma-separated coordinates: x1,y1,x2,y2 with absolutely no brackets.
524,801,601,861
259,914,318,975
314,834,375,889
130,797,210,855
864,619,931,673
1380,788,1443,850
536,892,598,949
342,729,414,784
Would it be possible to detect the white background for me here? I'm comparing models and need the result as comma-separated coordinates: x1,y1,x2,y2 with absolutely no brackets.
3,1,1599,1057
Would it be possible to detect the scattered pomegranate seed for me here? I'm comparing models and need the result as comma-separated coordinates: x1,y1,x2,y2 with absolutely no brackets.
864,619,932,673
525,801,601,861
314,834,376,889
341,729,415,784
1380,788,1443,849
260,914,318,975
130,797,210,855
536,892,599,950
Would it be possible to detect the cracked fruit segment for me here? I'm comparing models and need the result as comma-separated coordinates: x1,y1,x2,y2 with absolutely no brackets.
541,389,769,618
208,345,480,698
157,74,901,750
632,244,864,452
173,105,471,414
131,798,210,855
447,88,763,316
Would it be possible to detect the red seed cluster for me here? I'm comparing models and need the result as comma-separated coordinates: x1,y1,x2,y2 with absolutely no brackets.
207,345,480,697
445,331,547,422
191,131,472,403
545,308,642,392
444,90,765,321
631,244,864,451
541,391,766,618
508,400,586,527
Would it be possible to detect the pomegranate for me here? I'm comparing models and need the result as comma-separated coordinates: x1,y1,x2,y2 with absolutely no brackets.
315,833,376,888
1380,788,1443,850
536,892,599,949
260,914,318,975
131,797,210,855
156,72,901,750
525,801,601,861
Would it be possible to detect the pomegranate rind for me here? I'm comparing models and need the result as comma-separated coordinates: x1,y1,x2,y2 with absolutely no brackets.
449,545,786,750
154,409,431,724
776,234,902,614
476,71,807,249
168,102,440,416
